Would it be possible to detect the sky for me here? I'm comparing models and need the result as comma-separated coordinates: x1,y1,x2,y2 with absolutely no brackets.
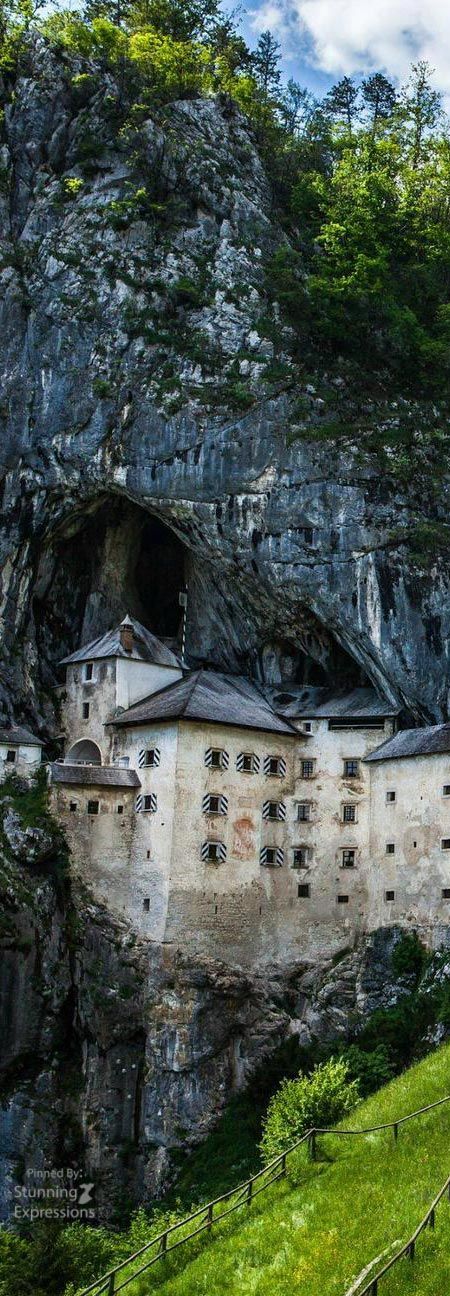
226,0,450,101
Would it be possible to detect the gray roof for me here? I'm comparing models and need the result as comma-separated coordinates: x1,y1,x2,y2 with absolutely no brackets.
61,616,181,670
267,686,399,720
51,763,141,788
0,725,43,747
111,671,298,736
365,724,450,764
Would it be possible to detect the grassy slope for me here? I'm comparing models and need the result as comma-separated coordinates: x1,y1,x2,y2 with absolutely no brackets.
140,1044,450,1296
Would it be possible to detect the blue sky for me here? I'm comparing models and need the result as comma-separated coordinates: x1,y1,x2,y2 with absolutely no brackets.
223,1,450,101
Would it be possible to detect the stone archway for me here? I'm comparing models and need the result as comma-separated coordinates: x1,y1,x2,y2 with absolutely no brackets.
65,739,102,765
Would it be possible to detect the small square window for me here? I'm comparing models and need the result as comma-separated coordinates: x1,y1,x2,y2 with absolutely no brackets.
386,791,396,803
442,888,450,899
297,802,311,822
301,759,315,779
69,801,77,813
337,894,349,904
343,804,356,823
298,883,310,898
143,794,157,813
209,749,223,768
84,662,94,682
266,801,280,820
385,890,395,902
293,848,309,868
146,850,151,860
344,759,359,778
342,849,355,868
303,527,314,545
117,804,124,815
6,749,16,763
443,786,450,798
205,842,222,862
241,753,254,772
144,750,157,767
386,843,395,855
303,721,312,733
208,795,221,814
442,839,450,850
87,800,99,815
143,898,150,912
82,702,90,719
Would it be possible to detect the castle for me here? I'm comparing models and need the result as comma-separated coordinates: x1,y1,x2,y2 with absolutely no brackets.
4,614,450,965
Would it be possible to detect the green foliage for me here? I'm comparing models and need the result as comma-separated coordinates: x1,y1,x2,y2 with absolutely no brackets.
340,1043,395,1097
61,176,84,199
391,930,428,979
260,1057,359,1164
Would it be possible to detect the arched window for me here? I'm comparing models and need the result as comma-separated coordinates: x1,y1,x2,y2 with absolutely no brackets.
65,739,102,766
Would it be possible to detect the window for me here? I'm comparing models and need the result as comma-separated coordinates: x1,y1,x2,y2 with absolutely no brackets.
117,805,124,815
205,747,229,769
337,894,349,904
329,718,384,731
302,527,314,545
260,846,284,867
202,841,226,863
264,755,286,777
301,759,315,779
442,889,450,899
136,794,157,813
343,759,359,777
298,883,310,898
385,890,395,902
293,847,310,869
443,786,450,797
202,794,228,816
303,721,312,733
115,756,130,768
297,802,311,822
237,752,260,773
342,849,356,868
82,702,90,719
342,803,357,823
69,801,77,813
386,790,396,803
6,749,16,763
87,800,99,815
143,898,150,912
442,839,450,850
386,843,395,855
84,662,94,682
138,748,160,768
262,800,286,821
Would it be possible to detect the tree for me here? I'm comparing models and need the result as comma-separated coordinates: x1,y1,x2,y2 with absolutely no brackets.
361,72,396,133
400,61,442,167
325,76,359,131
279,79,314,138
252,28,281,104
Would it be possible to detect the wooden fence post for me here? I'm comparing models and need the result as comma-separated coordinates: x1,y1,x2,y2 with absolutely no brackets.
370,1280,377,1296
309,1132,316,1161
429,1208,435,1229
246,1180,252,1207
207,1203,213,1232
393,1123,398,1143
408,1241,415,1261
281,1153,287,1176
160,1232,168,1259
107,1275,115,1296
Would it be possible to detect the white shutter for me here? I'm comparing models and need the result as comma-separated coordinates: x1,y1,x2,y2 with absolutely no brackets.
278,801,286,821
222,750,229,769
220,795,228,815
136,794,143,813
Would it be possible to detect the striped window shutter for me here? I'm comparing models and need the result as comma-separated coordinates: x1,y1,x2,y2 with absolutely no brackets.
138,748,160,768
205,748,229,769
136,794,157,813
202,794,229,815
201,841,226,862
260,847,284,867
262,801,286,821
237,752,260,773
220,795,228,815
263,756,286,777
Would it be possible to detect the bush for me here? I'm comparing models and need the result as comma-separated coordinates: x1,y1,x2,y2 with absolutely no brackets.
340,1044,395,1097
260,1057,359,1164
391,931,428,980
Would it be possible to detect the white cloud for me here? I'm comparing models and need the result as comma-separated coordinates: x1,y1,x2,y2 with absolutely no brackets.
249,0,450,95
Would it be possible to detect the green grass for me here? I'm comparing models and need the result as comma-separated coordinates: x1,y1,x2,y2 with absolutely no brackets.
128,1044,450,1296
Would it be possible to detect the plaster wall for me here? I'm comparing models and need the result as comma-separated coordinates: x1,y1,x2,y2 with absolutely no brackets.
115,659,182,710
63,661,117,761
51,783,136,910
367,752,450,943
0,744,41,781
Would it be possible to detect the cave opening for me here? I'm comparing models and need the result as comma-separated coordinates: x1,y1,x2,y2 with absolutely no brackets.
32,497,187,683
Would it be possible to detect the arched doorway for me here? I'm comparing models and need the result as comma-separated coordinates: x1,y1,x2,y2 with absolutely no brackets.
65,740,102,766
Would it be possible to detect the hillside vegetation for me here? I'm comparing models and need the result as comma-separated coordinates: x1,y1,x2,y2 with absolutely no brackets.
140,1043,450,1296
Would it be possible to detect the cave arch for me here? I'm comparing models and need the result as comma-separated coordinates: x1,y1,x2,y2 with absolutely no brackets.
65,740,102,766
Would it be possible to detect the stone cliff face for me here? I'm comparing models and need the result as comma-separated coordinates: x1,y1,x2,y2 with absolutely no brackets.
2,35,450,1221
1,37,450,729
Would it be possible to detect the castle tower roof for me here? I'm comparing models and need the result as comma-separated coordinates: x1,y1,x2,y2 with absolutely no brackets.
60,616,181,670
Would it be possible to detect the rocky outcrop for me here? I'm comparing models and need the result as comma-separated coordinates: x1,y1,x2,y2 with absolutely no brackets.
0,37,450,730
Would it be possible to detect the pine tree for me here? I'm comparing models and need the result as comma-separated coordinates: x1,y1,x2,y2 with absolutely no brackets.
325,76,359,131
361,72,396,132
400,60,442,167
252,29,281,104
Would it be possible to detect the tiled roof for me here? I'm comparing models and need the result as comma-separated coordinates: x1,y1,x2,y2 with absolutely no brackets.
0,726,43,747
61,616,181,670
111,671,298,736
51,763,141,787
365,724,450,763
268,686,399,720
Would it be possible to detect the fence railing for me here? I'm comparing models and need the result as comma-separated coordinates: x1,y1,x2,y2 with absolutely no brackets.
349,1169,450,1296
80,1093,450,1296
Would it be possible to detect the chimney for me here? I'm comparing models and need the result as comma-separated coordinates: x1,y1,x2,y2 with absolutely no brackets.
119,616,134,654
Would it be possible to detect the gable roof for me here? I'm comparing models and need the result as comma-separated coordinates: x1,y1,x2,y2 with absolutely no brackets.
61,616,181,670
0,725,43,747
51,763,141,788
267,686,399,720
111,671,297,736
365,723,450,763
